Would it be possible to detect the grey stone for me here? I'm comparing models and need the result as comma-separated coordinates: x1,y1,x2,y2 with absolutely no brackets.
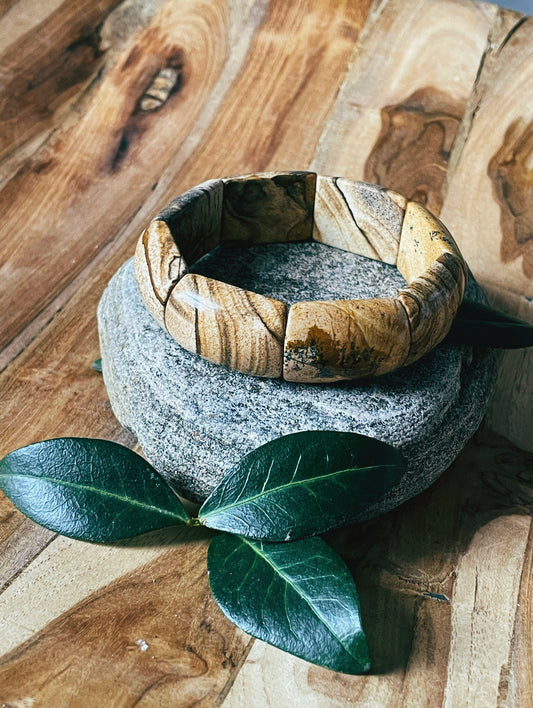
97,242,497,519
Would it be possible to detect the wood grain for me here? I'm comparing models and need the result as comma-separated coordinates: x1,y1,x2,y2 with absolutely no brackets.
0,0,119,162
441,10,533,453
0,529,251,707
311,0,496,213
482,284,533,453
1,0,533,704
0,0,244,354
442,14,533,299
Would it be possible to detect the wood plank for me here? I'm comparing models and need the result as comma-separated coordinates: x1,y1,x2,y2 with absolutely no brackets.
508,522,533,707
0,0,254,355
441,13,533,298
439,11,533,454
170,0,372,188
443,515,531,707
482,285,533,452
311,0,496,215
0,0,121,162
0,528,252,707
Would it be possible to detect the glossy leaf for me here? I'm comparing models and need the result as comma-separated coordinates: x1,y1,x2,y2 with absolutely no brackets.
208,533,371,674
199,431,406,541
448,299,533,348
0,438,189,542
91,358,102,372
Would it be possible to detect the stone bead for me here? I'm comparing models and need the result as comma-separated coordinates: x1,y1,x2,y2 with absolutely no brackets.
156,178,223,265
396,200,467,283
165,273,288,378
220,171,316,245
133,220,183,328
283,297,410,383
398,252,467,366
312,176,405,264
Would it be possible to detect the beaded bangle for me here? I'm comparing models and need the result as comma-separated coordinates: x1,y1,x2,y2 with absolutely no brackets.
134,171,467,383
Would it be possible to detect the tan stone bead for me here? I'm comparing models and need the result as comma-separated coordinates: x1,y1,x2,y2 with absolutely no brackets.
133,220,184,328
221,171,316,245
133,179,223,331
156,178,223,265
398,252,467,366
283,297,410,383
312,176,404,264
165,273,288,378
396,200,467,283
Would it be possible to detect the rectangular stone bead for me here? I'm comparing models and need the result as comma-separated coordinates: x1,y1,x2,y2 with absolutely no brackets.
220,171,317,245
398,252,467,366
396,200,467,284
312,176,404,264
157,178,223,266
165,273,288,378
134,220,186,328
283,297,410,383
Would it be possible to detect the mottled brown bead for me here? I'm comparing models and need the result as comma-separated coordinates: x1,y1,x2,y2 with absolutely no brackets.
283,297,410,383
221,171,316,245
165,273,288,378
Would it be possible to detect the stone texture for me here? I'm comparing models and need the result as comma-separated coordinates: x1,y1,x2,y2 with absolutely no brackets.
165,273,287,378
220,171,316,245
313,176,404,265
283,296,410,383
97,241,497,518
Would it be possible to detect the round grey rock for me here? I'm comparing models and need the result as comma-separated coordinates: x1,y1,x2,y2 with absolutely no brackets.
97,242,497,519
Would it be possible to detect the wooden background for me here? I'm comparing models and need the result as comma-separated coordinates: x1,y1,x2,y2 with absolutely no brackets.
1,0,533,705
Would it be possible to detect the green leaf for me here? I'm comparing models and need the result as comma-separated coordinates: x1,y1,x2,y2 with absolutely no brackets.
0,438,189,542
448,299,533,348
199,431,405,541
208,533,371,674
91,358,102,372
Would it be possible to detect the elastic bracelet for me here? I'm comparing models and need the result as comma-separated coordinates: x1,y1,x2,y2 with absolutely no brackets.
134,171,467,383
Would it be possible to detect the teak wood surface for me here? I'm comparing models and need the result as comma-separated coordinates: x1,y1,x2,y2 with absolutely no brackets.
0,0,532,705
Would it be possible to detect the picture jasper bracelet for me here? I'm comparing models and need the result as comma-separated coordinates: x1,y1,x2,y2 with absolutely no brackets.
134,172,468,383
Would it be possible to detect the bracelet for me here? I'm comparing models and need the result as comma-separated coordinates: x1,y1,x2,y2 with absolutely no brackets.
134,171,467,383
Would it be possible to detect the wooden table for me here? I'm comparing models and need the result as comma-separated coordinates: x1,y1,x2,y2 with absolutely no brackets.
1,0,533,705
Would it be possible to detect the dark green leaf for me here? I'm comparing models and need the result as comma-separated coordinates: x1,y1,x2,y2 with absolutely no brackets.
208,533,370,674
199,431,406,541
91,358,102,372
448,299,533,348
0,438,189,542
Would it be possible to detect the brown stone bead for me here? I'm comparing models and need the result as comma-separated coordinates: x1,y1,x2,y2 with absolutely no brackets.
283,297,410,383
134,220,184,328
221,171,316,245
398,252,467,366
397,200,468,283
165,273,288,378
313,176,405,264
156,178,223,265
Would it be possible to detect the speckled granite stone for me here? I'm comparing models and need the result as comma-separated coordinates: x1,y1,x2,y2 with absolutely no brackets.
97,242,497,518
